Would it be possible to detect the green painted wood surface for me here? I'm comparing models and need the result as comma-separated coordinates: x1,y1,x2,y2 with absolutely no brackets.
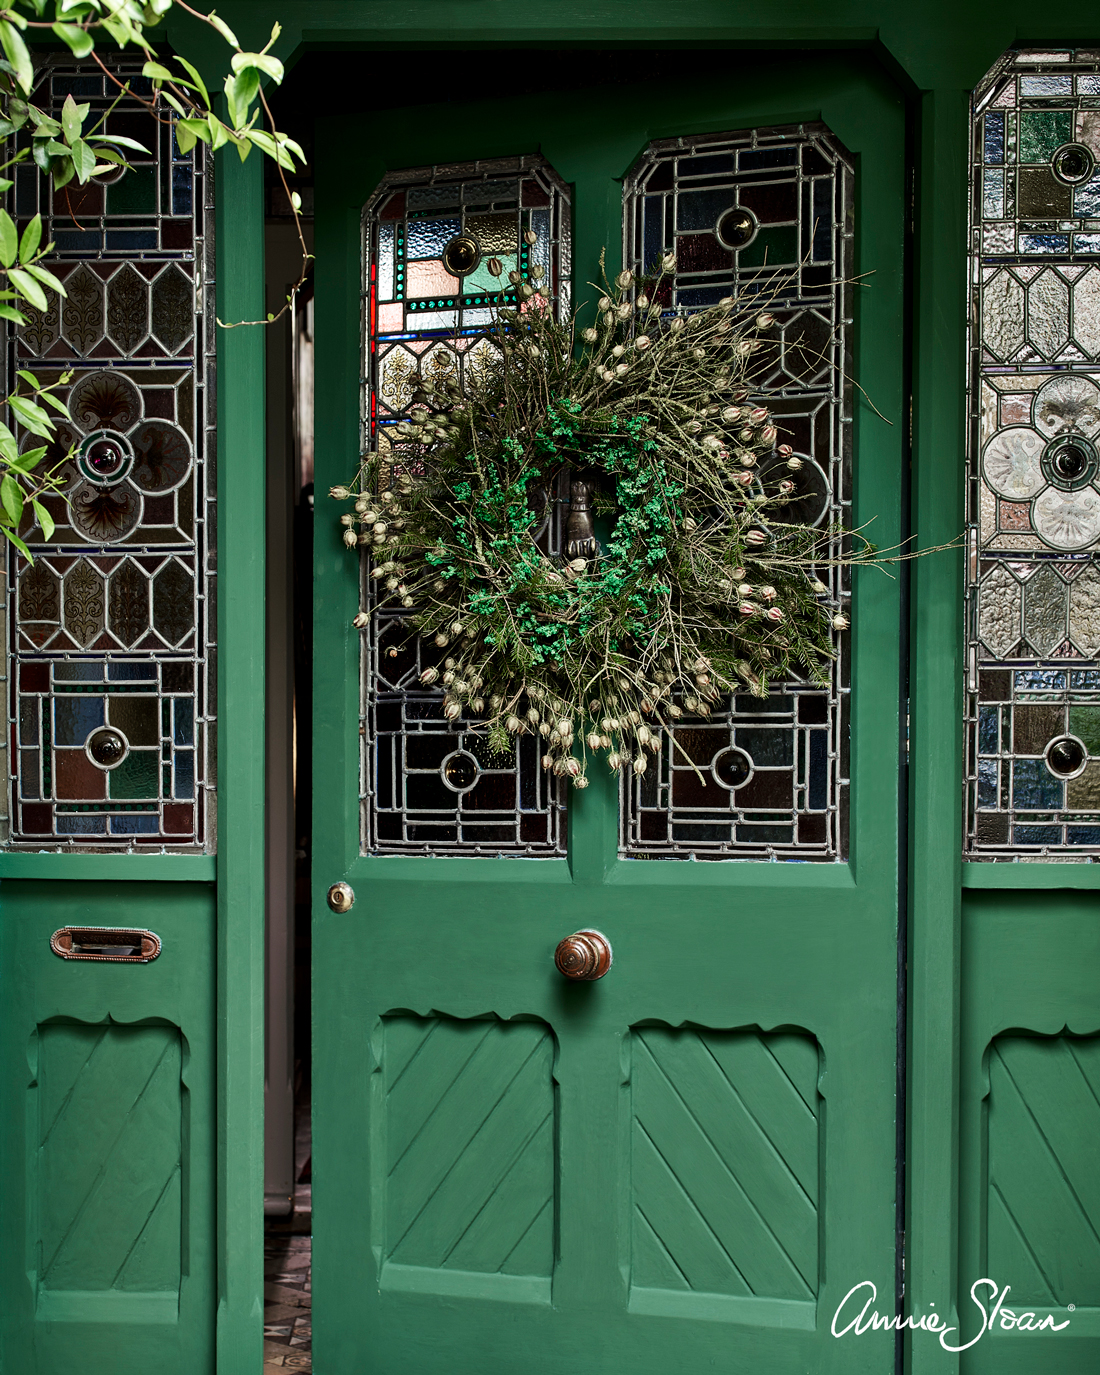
956,891,1100,1373
0,882,216,1375
312,51,905,1375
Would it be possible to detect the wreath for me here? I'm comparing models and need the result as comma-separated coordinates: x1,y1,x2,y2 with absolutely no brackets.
332,254,871,788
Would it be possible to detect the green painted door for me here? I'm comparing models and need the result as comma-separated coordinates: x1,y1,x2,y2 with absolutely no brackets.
0,50,266,1375
312,51,906,1375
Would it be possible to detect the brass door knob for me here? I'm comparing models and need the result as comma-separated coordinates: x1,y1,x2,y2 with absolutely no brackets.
554,929,612,981
327,882,355,913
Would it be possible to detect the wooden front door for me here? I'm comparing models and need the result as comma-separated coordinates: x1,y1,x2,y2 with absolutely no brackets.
311,51,906,1375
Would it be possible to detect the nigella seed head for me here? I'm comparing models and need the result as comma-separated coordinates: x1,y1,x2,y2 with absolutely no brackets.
832,613,850,631
343,529,358,548
329,485,350,500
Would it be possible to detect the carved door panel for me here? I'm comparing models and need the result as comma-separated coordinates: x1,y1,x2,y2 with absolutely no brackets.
312,53,907,1375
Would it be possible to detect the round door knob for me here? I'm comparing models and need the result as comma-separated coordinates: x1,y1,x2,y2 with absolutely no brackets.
327,881,355,913
554,929,612,981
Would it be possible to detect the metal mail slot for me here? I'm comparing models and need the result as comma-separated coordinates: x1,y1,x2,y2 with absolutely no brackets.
50,927,161,963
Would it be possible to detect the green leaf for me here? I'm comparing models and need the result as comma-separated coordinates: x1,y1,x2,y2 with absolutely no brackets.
51,159,76,191
225,68,260,128
0,20,34,94
8,394,52,437
61,93,81,144
173,118,212,155
141,60,176,84
24,263,66,297
0,305,28,325
0,178,13,194
69,139,96,183
231,52,284,84
27,109,62,136
18,214,41,264
15,370,39,389
37,391,71,418
2,527,33,563
246,129,297,170
206,11,240,47
31,500,54,541
1,473,24,526
174,56,209,106
12,446,47,471
0,210,17,268
51,22,95,59
91,134,150,152
160,91,188,118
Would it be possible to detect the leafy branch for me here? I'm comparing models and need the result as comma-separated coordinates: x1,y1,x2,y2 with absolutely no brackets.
0,0,308,557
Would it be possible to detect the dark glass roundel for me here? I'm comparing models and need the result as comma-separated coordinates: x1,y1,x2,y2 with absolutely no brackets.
1046,735,1087,779
441,750,480,792
1051,142,1095,186
1041,433,1099,491
86,726,128,768
78,429,134,488
711,746,753,790
715,207,758,251
442,234,481,278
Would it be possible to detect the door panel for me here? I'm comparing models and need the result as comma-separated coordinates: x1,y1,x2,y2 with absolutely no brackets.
0,881,215,1375
313,52,906,1374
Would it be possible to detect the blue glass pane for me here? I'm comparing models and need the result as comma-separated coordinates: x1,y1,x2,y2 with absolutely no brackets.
1020,234,1070,254
106,231,158,250
1012,757,1063,809
1071,670,1100,689
173,699,193,746
172,163,192,217
977,758,998,807
984,112,1005,164
1068,827,1100,844
1013,825,1062,845
53,232,103,250
808,731,828,809
738,148,797,170
676,188,736,233
57,815,107,834
53,697,104,746
1015,670,1066,690
406,217,461,260
109,813,159,833
736,727,793,767
174,749,194,799
55,662,103,681
110,661,156,680
978,705,999,753
813,179,832,260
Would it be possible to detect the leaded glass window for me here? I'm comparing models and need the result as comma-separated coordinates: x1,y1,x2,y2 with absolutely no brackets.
3,57,215,851
966,49,1100,858
360,157,570,854
620,124,853,860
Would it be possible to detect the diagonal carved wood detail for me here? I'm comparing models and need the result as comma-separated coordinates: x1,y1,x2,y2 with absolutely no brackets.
631,1026,819,1301
987,1033,1100,1305
38,1021,182,1293
383,1016,554,1278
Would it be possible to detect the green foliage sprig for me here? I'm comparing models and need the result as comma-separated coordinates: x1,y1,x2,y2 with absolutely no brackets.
333,255,874,788
0,0,309,558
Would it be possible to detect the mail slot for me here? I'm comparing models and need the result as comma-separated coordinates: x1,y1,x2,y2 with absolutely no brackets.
50,927,161,963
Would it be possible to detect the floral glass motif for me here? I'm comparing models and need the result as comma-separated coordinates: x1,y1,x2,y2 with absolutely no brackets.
360,157,571,854
2,57,215,850
967,49,1100,857
620,124,853,859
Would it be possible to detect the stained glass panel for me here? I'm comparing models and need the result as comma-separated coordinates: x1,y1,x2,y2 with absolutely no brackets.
3,57,215,850
360,157,570,854
620,124,853,860
967,49,1100,858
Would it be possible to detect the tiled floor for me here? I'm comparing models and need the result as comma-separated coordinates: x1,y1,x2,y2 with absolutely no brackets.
264,1088,312,1373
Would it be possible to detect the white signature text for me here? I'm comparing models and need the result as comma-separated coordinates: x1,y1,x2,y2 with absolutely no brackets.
831,1279,1071,1350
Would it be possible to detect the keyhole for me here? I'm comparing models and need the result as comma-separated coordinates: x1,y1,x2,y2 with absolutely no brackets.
1046,736,1087,779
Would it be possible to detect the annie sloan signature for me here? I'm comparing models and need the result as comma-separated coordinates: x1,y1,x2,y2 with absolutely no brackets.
832,1280,1071,1349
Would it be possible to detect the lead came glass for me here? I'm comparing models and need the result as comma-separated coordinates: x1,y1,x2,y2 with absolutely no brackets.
967,50,1100,857
3,57,215,850
620,124,854,859
360,157,570,853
